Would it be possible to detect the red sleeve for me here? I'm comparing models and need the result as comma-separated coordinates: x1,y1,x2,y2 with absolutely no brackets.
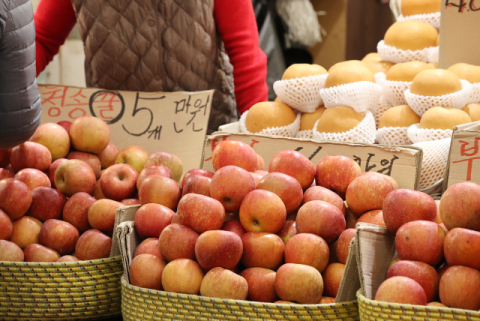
214,0,269,114
34,0,77,76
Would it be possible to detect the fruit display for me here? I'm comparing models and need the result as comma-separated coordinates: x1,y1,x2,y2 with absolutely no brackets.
0,116,183,264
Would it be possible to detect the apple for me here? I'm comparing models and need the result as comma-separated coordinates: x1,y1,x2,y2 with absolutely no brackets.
329,240,340,264
323,263,345,297
10,141,52,172
0,168,15,180
67,151,102,179
375,276,427,305
54,159,96,196
285,233,330,272
357,209,386,227
115,145,148,173
100,163,138,201
0,240,24,262
303,186,346,215
143,151,183,182
389,257,401,268
75,229,112,260
57,255,80,263
444,228,480,270
256,170,268,177
395,220,445,266
48,158,67,189
182,175,212,197
138,175,181,210
440,182,480,231
24,244,61,262
257,172,303,214
30,123,70,160
62,192,96,233
69,116,110,154
239,190,286,234
94,180,106,200
336,229,356,264
121,199,140,206
268,150,315,190
57,120,72,134
210,165,256,212
129,254,166,290
345,172,394,216
98,143,119,169
87,199,123,233
158,223,199,262
383,189,437,235
241,232,285,270
275,263,324,304
345,206,359,229
161,259,204,294
200,267,248,300
14,168,51,190
133,238,162,259
9,216,43,248
439,266,480,310
256,154,265,171
137,164,172,190
0,209,12,240
240,267,278,303
427,302,447,307
195,230,243,271
28,187,67,222
39,219,79,255
222,221,247,238
211,140,257,172
175,194,225,233
296,200,346,243
316,156,362,195
387,260,439,302
181,169,213,189
277,220,297,244
250,172,263,188
0,148,12,168
134,203,174,238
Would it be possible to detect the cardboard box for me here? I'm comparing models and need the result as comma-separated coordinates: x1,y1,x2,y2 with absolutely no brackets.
39,85,213,175
204,125,423,190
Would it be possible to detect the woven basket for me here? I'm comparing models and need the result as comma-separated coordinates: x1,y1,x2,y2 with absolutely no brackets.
121,275,359,320
0,256,123,320
357,291,480,321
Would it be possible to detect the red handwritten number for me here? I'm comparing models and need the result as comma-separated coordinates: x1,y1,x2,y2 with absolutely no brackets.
48,107,61,117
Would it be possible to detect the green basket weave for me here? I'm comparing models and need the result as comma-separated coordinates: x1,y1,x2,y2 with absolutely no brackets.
0,256,123,320
357,290,480,321
121,275,359,320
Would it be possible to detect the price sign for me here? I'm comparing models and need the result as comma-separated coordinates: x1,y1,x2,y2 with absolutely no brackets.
39,85,213,175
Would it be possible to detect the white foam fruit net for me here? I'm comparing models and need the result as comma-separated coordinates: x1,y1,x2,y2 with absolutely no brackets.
319,81,382,113
405,79,473,117
296,130,315,139
407,124,452,144
413,138,451,190
376,127,411,145
374,95,393,128
312,111,377,144
466,81,480,104
273,74,329,113
377,40,439,64
239,110,301,137
375,72,411,106
397,12,441,30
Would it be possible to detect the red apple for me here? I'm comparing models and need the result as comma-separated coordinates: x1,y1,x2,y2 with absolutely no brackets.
200,267,248,300
0,179,32,220
322,263,345,297
87,199,123,233
67,151,102,179
357,209,386,227
251,172,263,188
0,240,24,262
256,154,265,171
336,229,356,264
0,168,15,180
439,266,480,310
57,120,72,134
121,199,140,205
375,276,427,305
75,229,112,260
129,254,166,290
256,170,268,177
175,193,225,233
181,169,213,189
222,221,247,238
48,158,67,189
195,230,243,271
14,168,51,190
329,240,340,264
0,149,12,168
138,175,181,210
98,143,119,169
268,150,315,190
133,238,162,259
39,219,80,255
0,209,12,240
303,186,346,215
137,164,172,190
69,116,110,154
100,163,138,201
24,244,60,262
134,203,174,238
182,175,212,197
239,190,286,233
28,187,67,222
115,145,149,173
285,233,330,272
56,255,80,262
54,159,96,196
161,259,204,294
212,140,257,172
444,228,480,270
257,172,303,214
440,182,480,231
94,180,106,200
383,189,437,235
144,151,183,182
30,123,70,160
316,156,362,195
277,220,297,244
240,267,278,303
158,223,199,262
320,297,335,304
10,142,52,172
241,232,285,270
296,200,346,243
9,216,43,249
63,192,96,232
274,263,324,304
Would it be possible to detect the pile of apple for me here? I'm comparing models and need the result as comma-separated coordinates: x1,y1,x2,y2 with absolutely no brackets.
0,116,183,264
128,140,400,305
373,181,480,312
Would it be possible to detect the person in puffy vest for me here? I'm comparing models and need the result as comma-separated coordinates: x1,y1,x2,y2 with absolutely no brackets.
34,0,268,134
0,0,42,148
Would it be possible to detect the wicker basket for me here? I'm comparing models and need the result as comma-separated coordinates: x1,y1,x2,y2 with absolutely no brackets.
357,290,480,321
0,256,123,320
121,275,359,321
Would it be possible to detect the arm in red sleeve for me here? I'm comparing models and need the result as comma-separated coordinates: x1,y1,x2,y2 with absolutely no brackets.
34,0,77,76
214,0,269,114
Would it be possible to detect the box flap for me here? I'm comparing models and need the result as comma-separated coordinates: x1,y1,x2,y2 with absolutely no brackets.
336,238,361,303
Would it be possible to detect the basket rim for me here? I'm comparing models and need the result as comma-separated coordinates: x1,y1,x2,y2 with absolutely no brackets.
0,255,122,268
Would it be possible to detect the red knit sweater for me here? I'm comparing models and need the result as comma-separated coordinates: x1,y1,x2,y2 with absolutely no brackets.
34,0,268,114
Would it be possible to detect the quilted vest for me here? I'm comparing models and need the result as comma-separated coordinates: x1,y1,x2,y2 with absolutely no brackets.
71,0,238,134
